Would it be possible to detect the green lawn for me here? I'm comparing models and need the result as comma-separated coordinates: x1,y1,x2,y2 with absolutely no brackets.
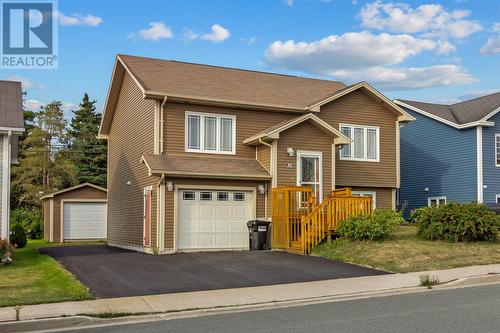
0,240,96,307
313,225,500,273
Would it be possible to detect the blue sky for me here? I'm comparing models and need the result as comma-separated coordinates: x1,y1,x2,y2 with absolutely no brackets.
2,0,500,116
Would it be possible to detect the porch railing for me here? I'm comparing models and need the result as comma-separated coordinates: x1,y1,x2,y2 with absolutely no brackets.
271,186,372,254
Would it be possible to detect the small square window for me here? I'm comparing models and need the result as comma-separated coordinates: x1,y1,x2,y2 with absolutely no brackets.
234,192,245,201
217,192,229,201
200,192,213,201
183,191,195,200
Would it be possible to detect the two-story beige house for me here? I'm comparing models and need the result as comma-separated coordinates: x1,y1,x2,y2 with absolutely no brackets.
98,54,414,254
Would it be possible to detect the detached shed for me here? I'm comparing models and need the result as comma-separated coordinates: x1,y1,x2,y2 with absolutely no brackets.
41,183,107,242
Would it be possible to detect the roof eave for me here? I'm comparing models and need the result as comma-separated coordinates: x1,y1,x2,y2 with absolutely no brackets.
148,170,272,180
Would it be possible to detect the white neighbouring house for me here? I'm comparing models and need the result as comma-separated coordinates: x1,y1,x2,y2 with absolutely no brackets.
0,81,25,241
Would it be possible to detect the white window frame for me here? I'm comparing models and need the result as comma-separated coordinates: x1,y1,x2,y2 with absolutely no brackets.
496,194,500,204
428,196,447,207
495,134,500,167
185,111,236,155
339,123,380,162
352,191,377,209
296,150,323,202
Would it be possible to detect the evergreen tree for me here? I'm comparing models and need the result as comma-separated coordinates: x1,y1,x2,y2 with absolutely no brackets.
11,101,78,207
68,93,107,187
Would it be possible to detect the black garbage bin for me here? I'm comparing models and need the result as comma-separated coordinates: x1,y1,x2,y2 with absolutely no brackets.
247,220,271,250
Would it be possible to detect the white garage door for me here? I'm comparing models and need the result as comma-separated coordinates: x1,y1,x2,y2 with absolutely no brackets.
63,202,107,240
178,190,254,250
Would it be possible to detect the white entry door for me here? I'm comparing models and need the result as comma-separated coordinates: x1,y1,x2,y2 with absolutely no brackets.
178,190,254,250
63,202,107,240
297,151,323,201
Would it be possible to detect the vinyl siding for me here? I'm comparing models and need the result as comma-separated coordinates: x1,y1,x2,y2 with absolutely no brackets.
164,177,267,249
43,199,50,241
341,186,394,209
482,111,500,203
0,136,3,237
318,89,398,188
50,186,107,242
276,121,333,199
164,102,293,159
107,72,159,247
256,145,271,171
400,108,477,216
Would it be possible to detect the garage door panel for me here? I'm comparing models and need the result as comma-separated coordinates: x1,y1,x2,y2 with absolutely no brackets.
63,202,107,240
178,190,254,250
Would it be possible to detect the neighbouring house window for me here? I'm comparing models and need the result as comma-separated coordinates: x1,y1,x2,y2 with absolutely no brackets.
428,196,446,207
496,195,500,203
340,124,380,162
352,191,377,209
186,112,236,154
183,191,195,200
496,134,500,166
217,192,229,201
200,192,213,201
234,192,245,201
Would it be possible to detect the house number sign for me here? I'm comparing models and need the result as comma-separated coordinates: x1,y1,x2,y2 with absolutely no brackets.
286,162,294,169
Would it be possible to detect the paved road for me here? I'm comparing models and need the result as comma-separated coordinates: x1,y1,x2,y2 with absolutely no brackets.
39,245,386,298
64,284,500,333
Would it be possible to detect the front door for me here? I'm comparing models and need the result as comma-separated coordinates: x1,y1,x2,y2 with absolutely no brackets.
297,151,323,201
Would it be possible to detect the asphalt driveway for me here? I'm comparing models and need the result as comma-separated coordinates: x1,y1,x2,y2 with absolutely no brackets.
39,245,388,299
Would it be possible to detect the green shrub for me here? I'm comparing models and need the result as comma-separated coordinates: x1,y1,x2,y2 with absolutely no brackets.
10,224,27,248
420,274,440,289
414,202,498,242
10,208,43,239
338,209,403,241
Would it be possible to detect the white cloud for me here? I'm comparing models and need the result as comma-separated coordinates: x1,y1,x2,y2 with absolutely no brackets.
183,29,199,41
24,99,43,111
265,31,436,72
6,76,45,89
284,0,294,5
458,88,500,100
131,22,173,41
359,1,481,39
494,23,500,32
436,40,456,55
330,65,477,90
480,36,500,54
57,11,102,27
200,24,230,43
241,36,257,45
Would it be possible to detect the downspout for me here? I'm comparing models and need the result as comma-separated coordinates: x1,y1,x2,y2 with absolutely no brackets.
156,174,165,252
160,96,167,154
258,138,272,219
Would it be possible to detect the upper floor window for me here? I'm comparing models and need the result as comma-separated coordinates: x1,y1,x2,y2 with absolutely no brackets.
495,134,500,167
186,112,236,154
339,124,380,162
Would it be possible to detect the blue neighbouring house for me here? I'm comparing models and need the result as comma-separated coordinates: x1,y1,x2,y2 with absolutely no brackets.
394,92,500,217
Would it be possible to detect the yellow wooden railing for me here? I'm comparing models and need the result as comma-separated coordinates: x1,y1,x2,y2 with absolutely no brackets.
301,195,372,254
271,186,372,254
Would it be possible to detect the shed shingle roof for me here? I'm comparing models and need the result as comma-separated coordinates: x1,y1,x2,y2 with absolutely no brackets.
142,154,271,180
0,80,24,129
397,92,500,126
119,54,347,110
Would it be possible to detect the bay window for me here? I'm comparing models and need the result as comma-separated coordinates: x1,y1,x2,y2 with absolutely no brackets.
186,112,235,154
340,124,380,162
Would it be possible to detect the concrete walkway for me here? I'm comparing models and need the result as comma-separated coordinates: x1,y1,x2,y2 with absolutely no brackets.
1,264,499,323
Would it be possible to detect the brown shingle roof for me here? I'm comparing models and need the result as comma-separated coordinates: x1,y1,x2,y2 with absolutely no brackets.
0,81,24,129
118,54,347,110
398,92,500,126
142,154,271,180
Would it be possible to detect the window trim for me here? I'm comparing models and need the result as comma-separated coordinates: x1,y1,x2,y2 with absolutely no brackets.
352,191,377,209
182,191,196,201
428,196,447,207
495,133,500,167
339,123,380,162
185,111,236,155
496,194,500,204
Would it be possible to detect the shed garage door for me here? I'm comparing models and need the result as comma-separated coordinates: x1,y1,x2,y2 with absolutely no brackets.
178,190,254,250
63,202,107,240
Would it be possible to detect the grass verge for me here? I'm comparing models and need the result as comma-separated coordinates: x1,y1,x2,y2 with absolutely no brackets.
0,240,97,307
312,225,500,273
